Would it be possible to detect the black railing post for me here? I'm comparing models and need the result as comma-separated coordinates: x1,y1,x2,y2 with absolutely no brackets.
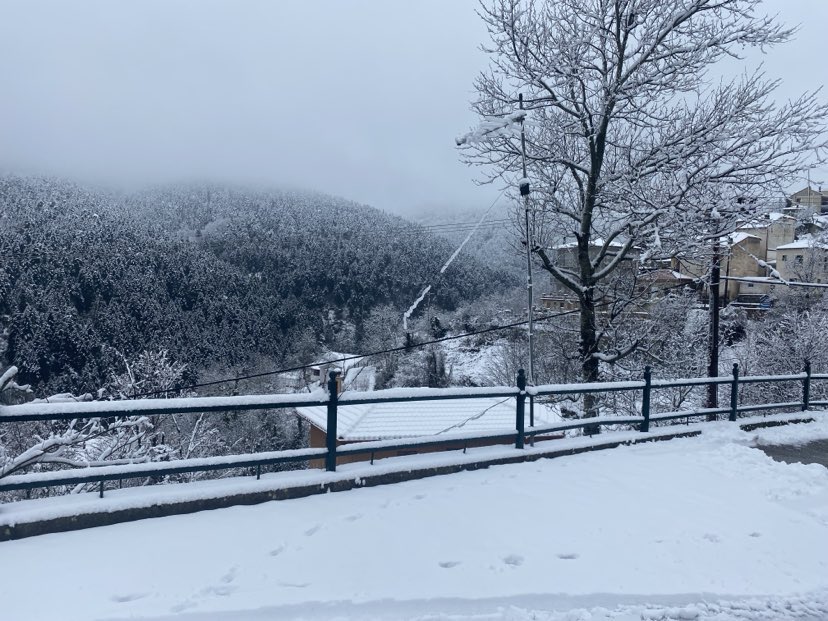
325,370,339,472
803,359,811,411
516,369,526,449
729,363,739,422
641,366,651,433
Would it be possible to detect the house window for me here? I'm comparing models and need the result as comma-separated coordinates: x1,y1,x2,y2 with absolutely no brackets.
747,283,754,288
796,255,804,264
782,255,788,261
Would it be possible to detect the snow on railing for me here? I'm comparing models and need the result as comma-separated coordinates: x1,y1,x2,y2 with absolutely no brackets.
0,365,822,498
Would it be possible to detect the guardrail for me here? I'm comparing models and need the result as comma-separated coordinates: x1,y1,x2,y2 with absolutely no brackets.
0,361,821,498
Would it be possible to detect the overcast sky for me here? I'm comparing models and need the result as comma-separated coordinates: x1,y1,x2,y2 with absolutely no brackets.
1,0,826,215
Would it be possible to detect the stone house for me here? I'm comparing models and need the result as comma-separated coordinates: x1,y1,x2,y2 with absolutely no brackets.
542,239,639,308
776,239,828,284
674,232,770,303
736,212,796,263
787,186,828,216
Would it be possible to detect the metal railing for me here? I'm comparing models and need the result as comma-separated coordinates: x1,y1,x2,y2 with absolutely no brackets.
0,362,822,498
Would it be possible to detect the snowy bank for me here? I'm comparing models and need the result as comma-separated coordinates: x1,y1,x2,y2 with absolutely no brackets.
0,415,827,620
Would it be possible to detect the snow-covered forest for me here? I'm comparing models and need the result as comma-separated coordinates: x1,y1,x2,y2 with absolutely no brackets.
0,175,516,397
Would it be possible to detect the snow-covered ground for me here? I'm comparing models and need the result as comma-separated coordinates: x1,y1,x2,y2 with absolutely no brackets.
752,414,828,446
441,336,501,385
1,421,827,621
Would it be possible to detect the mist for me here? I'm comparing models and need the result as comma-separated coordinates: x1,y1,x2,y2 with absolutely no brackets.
0,0,825,214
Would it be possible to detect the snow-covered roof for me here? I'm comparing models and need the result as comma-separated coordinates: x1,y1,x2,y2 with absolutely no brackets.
296,397,558,441
639,269,694,283
810,215,828,229
737,212,795,229
552,238,626,250
790,186,828,198
776,239,828,251
343,366,376,392
312,352,363,371
728,232,761,245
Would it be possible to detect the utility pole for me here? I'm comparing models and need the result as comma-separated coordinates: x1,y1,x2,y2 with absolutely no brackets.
707,239,721,414
518,93,535,386
807,170,813,213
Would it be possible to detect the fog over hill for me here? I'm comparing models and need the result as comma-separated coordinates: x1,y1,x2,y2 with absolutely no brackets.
0,176,517,395
409,204,526,280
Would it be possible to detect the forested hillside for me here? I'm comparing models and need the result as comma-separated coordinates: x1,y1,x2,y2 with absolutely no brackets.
0,177,516,395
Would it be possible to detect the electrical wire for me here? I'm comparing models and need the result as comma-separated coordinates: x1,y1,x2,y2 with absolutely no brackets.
128,280,698,399
417,219,511,231
720,276,828,289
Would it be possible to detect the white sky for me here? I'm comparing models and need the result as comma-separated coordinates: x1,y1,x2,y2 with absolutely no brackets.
0,0,826,214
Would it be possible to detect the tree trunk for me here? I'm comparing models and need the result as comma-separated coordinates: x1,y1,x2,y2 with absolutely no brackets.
580,287,601,434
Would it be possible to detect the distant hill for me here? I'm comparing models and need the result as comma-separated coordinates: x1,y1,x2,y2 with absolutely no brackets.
0,177,517,394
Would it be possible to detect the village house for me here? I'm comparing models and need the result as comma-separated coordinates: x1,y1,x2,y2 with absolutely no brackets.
540,239,640,310
776,239,828,284
786,186,828,217
736,212,797,263
673,231,770,304
303,353,376,393
633,269,696,297
296,396,560,467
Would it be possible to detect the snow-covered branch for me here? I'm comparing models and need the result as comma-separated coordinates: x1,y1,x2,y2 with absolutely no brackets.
463,0,827,404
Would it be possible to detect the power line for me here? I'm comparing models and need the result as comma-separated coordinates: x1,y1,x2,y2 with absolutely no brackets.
415,224,511,234
721,276,828,289
128,280,697,399
418,218,511,230
405,222,512,235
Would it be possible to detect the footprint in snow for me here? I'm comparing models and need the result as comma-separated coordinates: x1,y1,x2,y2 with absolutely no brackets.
502,554,524,567
220,566,238,584
110,592,148,603
345,513,363,522
702,533,721,543
170,601,197,613
278,581,310,588
413,494,426,500
557,553,579,560
200,584,237,597
304,524,321,536
749,531,762,538
439,561,461,569
269,544,286,556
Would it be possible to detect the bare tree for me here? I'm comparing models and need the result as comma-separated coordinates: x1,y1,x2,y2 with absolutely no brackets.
461,0,827,424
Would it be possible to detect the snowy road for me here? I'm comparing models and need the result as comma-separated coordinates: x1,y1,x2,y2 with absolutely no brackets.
1,421,827,621
760,439,828,469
